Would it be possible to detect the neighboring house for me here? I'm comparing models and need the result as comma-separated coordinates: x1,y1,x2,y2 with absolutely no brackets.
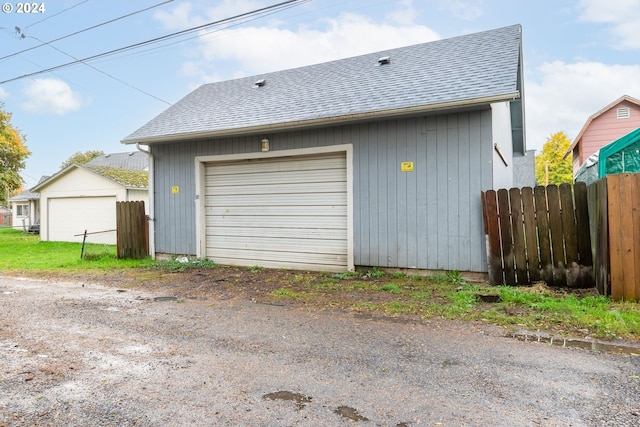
7,178,45,231
31,152,148,244
513,149,536,188
122,25,526,274
565,95,640,176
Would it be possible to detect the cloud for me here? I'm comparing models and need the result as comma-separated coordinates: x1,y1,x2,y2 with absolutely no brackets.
20,78,86,115
525,61,640,151
185,12,438,83
0,87,7,99
578,0,640,49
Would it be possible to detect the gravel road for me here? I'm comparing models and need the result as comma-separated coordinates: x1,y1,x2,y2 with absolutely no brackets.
1,275,639,426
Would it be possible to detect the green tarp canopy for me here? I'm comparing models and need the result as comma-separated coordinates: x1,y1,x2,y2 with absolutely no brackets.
599,127,640,178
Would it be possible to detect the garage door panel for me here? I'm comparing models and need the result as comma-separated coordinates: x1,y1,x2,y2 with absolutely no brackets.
204,152,349,271
208,235,346,254
207,206,346,216
206,192,346,207
205,216,346,229
48,197,116,244
210,250,347,271
206,156,345,175
208,226,346,240
206,181,345,196
205,169,346,186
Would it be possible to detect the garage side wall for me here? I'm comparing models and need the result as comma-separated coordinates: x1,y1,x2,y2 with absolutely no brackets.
151,110,494,272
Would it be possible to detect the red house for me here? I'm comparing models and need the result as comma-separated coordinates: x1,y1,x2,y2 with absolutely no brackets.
566,95,640,175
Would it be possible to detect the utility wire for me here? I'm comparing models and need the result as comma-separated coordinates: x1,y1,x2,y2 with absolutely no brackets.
96,0,309,65
0,0,306,85
25,0,90,29
29,35,171,105
1,0,174,62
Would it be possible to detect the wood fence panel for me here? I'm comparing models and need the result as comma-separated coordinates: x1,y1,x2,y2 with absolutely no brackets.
559,183,578,267
633,176,640,301
497,189,515,285
607,174,640,300
607,175,624,300
574,182,592,266
116,201,148,259
521,187,540,282
482,190,503,285
509,188,527,285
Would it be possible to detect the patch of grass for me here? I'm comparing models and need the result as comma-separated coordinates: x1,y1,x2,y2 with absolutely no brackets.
0,228,154,272
248,265,264,273
366,267,385,278
154,257,217,272
332,271,361,280
378,283,402,294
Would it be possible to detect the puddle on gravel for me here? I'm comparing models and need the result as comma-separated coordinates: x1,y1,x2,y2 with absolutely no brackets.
153,296,178,302
508,332,640,355
263,391,311,409
334,406,369,421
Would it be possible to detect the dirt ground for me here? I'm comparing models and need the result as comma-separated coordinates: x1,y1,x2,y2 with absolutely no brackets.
2,269,640,426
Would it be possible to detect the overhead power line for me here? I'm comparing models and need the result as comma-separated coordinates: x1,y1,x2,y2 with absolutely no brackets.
0,0,308,85
25,0,90,29
0,0,174,62
29,35,171,105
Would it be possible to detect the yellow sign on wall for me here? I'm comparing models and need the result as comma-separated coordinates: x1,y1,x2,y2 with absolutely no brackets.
171,186,179,194
401,161,414,172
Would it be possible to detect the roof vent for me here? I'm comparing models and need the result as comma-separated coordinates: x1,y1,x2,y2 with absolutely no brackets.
617,107,630,119
377,56,390,65
254,79,266,87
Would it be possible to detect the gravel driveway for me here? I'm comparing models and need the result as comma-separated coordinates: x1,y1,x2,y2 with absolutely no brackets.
1,276,639,426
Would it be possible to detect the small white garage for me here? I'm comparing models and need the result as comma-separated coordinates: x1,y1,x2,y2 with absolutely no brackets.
31,153,148,245
196,146,353,272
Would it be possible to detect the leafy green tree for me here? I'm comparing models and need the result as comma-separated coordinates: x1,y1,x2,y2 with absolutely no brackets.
0,104,30,205
60,150,104,169
535,131,573,185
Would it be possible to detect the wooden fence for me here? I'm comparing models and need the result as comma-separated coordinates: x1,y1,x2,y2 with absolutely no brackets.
481,182,593,287
116,201,148,259
592,174,640,300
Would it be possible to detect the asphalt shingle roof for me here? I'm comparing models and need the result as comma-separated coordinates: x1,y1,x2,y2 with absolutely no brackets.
123,25,522,144
86,151,148,170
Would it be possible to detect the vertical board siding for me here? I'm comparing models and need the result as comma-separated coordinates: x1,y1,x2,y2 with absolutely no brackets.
152,110,492,272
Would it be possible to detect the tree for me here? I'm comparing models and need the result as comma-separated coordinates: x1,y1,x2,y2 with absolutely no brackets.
0,104,30,205
60,150,104,169
535,131,573,185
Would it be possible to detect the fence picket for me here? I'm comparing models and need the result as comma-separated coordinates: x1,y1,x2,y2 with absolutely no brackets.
497,189,516,286
559,183,578,267
509,188,527,285
534,186,552,283
483,190,503,285
521,187,540,282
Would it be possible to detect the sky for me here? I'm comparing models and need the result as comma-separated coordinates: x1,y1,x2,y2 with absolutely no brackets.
1,0,640,189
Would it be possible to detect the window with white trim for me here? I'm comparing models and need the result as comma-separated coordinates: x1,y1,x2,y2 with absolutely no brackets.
16,204,28,217
617,107,630,119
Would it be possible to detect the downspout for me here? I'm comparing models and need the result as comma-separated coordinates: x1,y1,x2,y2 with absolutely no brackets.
136,143,155,259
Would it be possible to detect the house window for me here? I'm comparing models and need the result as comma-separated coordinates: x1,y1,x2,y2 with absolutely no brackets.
16,204,28,217
617,107,630,119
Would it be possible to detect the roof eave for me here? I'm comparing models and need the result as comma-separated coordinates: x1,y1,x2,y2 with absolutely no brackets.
122,92,520,145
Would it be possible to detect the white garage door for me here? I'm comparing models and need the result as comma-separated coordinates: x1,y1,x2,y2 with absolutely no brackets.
204,152,348,272
48,197,117,244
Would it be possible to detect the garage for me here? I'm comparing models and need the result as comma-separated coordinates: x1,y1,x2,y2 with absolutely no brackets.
48,196,117,244
202,149,351,272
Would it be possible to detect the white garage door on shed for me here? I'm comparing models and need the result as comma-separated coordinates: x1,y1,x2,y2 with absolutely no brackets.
48,196,117,244
203,149,352,272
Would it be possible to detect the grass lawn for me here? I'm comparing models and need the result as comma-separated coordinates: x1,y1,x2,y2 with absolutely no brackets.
2,227,640,342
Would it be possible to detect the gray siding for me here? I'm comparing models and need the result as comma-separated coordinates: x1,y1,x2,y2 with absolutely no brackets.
151,109,494,272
